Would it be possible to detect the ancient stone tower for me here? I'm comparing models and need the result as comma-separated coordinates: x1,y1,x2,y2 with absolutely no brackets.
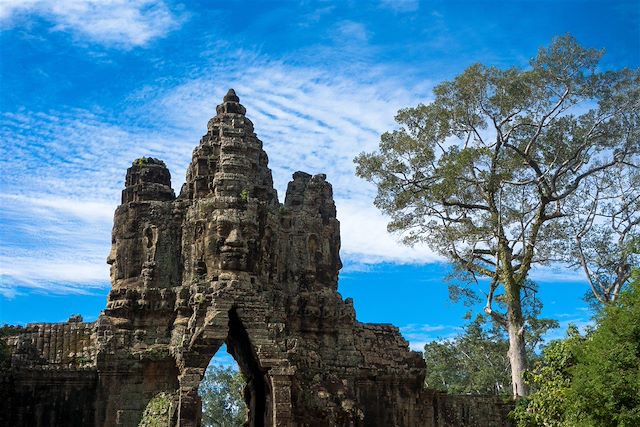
1,90,513,426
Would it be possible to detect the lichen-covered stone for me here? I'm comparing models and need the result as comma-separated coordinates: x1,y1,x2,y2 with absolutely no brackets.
0,89,513,427
138,392,176,427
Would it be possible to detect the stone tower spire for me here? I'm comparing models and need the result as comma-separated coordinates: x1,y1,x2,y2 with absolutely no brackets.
180,89,277,204
1,90,513,427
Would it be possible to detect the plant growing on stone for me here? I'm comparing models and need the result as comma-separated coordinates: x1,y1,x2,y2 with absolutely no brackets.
355,35,639,397
240,189,250,203
133,157,166,167
134,156,149,166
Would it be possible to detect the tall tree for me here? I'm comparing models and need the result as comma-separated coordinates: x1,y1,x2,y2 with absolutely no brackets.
199,364,247,427
424,315,512,395
355,35,639,396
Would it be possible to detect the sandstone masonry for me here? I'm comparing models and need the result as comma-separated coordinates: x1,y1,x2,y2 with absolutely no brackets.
1,90,513,427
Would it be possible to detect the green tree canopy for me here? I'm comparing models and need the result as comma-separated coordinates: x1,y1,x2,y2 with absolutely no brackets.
199,364,247,427
514,272,640,426
424,315,512,395
424,306,557,396
567,272,640,426
355,35,639,396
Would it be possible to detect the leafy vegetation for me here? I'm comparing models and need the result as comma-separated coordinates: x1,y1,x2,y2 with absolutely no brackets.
355,35,639,396
512,326,584,426
566,272,640,426
424,316,511,395
424,311,556,395
240,189,250,203
199,364,247,427
133,156,166,167
139,392,175,427
513,272,640,426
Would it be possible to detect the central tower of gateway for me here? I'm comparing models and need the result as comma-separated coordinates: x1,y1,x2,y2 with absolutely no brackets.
103,88,421,426
2,90,513,427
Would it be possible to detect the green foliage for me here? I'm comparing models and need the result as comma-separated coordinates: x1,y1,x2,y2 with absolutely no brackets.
139,392,175,427
355,34,639,396
133,156,166,167
424,315,511,395
133,157,149,166
425,314,556,395
565,273,640,426
512,326,584,426
239,189,249,203
199,364,247,427
514,272,640,426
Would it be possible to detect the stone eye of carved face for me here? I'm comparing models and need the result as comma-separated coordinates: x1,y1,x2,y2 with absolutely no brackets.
216,221,233,238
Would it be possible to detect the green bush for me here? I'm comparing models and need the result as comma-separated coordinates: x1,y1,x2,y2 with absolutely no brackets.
513,272,640,426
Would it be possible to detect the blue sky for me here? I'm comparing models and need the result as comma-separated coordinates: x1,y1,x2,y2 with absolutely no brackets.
0,0,638,360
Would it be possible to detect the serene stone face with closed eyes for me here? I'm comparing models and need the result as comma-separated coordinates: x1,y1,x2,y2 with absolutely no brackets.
193,206,259,275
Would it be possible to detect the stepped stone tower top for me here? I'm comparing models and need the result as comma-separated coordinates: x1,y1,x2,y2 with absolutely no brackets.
0,90,514,427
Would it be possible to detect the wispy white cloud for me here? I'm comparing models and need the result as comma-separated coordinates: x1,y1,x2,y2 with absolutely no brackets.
334,20,369,43
0,51,594,296
0,193,112,296
147,55,438,263
400,323,462,351
0,108,190,294
337,198,442,265
0,51,436,295
0,0,183,47
0,48,430,296
1,194,115,223
529,265,586,284
0,254,109,291
380,0,420,13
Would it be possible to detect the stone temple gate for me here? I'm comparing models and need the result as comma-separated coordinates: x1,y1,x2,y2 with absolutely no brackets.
1,90,513,426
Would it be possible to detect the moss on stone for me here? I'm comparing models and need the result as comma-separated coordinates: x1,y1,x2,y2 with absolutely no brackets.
138,391,175,427
133,157,166,167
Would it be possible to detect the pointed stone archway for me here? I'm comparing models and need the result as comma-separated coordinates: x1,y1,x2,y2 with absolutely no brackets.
1,90,515,427
173,294,293,427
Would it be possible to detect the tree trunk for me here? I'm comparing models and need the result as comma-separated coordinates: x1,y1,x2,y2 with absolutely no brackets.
506,286,528,397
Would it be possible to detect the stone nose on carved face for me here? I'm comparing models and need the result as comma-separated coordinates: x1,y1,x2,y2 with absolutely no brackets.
222,228,247,252
106,246,116,265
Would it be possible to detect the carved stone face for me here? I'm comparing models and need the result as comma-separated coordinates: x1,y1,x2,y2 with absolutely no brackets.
106,244,118,281
106,235,143,284
205,207,259,273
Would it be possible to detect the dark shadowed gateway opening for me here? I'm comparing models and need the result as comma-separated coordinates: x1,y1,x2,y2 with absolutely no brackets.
199,345,247,427
198,308,272,427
